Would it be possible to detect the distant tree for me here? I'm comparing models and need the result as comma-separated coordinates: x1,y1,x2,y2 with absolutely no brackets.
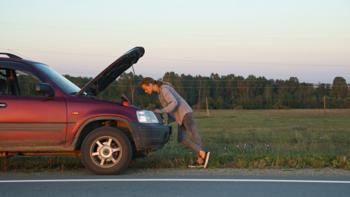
61,73,350,109
315,83,331,108
180,74,197,106
223,74,236,109
118,73,136,104
332,77,348,99
195,75,210,110
64,75,91,88
275,80,288,109
163,72,184,95
286,77,299,108
263,79,274,109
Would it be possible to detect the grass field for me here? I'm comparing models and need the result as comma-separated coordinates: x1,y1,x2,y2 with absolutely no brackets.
1,109,350,171
132,109,350,169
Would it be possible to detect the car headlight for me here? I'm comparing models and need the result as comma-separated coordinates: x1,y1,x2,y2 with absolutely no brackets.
136,110,159,123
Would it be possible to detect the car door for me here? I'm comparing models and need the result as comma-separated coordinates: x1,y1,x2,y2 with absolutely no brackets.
0,66,67,147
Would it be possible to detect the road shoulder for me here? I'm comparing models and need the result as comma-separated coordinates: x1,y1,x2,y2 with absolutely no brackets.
1,168,350,180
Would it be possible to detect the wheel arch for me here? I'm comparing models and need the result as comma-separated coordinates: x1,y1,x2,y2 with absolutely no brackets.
72,116,141,151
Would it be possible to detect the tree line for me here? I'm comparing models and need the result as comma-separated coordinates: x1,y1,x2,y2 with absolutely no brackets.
65,72,350,110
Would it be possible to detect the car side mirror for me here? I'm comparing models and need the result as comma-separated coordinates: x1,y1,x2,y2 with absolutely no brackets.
35,82,55,98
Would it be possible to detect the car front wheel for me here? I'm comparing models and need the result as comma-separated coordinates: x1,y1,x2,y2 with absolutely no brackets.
81,127,132,175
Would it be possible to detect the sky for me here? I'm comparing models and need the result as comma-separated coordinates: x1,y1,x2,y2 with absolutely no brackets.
1,0,349,84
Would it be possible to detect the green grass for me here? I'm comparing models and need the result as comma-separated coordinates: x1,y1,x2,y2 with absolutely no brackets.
131,109,350,169
1,109,350,171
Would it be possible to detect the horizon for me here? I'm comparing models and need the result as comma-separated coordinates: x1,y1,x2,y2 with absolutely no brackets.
1,0,349,84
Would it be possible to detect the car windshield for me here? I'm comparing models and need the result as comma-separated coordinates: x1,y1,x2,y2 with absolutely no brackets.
33,62,81,95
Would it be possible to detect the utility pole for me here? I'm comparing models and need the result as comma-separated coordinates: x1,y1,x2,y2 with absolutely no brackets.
323,95,326,112
206,96,210,116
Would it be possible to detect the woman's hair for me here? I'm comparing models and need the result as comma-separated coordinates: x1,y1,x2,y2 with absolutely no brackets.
141,77,171,87
141,77,155,86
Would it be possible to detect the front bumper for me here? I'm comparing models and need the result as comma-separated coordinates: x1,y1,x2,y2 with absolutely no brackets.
132,123,172,151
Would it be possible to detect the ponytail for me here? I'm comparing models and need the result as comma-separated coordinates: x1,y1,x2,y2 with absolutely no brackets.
155,80,164,87
156,80,172,86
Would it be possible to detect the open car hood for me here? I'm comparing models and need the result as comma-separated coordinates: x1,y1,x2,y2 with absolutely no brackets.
75,47,145,97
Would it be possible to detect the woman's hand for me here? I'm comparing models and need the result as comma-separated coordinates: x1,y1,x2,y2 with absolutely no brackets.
154,109,162,114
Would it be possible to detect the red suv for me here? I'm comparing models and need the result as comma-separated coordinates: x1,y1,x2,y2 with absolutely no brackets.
0,47,171,174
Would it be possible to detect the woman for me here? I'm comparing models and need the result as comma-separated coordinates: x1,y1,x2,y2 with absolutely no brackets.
141,77,210,168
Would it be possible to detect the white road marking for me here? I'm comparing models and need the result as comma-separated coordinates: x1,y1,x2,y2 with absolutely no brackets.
0,179,349,184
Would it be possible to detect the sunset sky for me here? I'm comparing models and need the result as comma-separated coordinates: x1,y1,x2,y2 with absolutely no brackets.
1,0,349,84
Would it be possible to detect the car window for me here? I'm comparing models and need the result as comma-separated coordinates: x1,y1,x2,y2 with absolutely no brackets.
0,69,8,95
0,68,42,97
33,62,81,95
16,70,42,97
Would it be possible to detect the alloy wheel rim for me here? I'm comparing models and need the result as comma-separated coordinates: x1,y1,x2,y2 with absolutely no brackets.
89,136,122,168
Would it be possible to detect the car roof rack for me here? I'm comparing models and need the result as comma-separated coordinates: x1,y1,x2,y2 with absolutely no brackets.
0,53,22,59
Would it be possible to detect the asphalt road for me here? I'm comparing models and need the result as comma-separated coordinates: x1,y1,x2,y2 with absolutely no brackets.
1,169,350,197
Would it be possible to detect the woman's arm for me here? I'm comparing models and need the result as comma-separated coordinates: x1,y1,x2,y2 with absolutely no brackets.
160,87,179,113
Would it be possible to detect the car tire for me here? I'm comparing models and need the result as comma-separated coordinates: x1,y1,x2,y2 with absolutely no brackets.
81,126,132,175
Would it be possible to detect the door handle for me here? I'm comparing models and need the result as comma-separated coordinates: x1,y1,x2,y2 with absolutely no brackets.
0,103,7,108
